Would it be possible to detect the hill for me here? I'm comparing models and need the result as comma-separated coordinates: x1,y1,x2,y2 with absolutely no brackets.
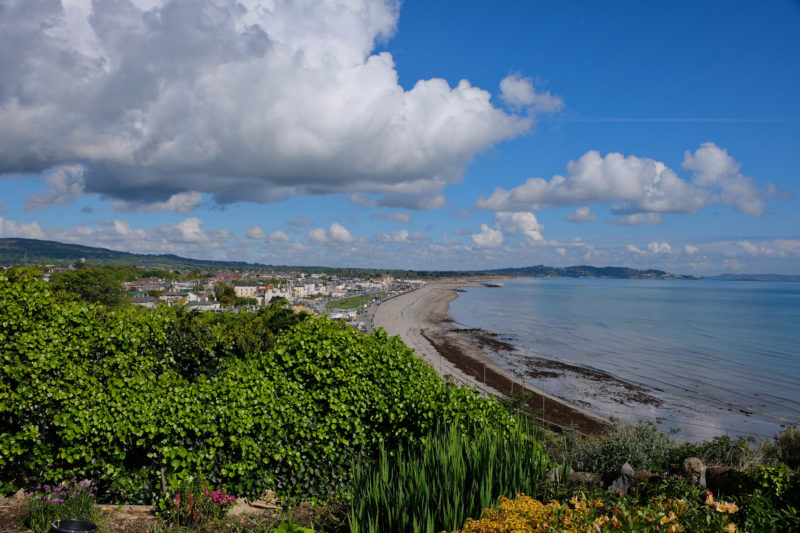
0,237,697,279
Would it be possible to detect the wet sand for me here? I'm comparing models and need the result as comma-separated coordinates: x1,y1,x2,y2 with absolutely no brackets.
372,282,611,436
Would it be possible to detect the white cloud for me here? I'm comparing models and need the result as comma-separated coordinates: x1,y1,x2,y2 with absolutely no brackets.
246,226,266,239
478,144,782,219
478,150,708,214
112,192,203,214
329,222,354,243
25,164,86,210
307,222,354,244
494,211,545,243
499,74,564,113
375,211,413,224
736,239,800,258
648,242,672,254
565,206,597,223
307,227,329,244
376,229,410,243
471,224,504,248
33,216,234,257
0,0,534,210
0,217,45,239
682,142,769,215
684,244,699,255
246,226,292,244
288,217,314,228
265,230,291,244
627,244,646,255
614,213,664,226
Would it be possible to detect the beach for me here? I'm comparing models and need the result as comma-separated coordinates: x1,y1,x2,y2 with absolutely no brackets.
372,281,610,435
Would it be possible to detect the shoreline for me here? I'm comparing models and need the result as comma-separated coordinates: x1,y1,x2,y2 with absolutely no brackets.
372,281,611,436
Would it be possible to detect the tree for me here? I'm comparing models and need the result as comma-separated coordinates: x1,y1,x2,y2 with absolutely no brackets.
213,282,235,306
49,267,128,308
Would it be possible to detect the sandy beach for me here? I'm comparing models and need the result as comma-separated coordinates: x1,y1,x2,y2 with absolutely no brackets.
372,281,611,435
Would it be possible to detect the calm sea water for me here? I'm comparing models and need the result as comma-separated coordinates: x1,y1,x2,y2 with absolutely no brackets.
447,278,800,441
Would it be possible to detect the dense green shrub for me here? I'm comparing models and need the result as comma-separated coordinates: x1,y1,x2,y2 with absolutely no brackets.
348,421,550,533
766,426,800,471
671,434,769,472
551,420,675,474
734,464,800,532
0,269,511,503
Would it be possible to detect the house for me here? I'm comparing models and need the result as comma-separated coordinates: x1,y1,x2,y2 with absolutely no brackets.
131,296,158,309
159,291,185,306
187,300,221,312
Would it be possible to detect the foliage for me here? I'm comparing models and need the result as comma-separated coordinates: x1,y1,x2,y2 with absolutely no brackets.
553,420,675,474
671,434,767,471
49,267,128,307
215,282,236,306
0,269,510,504
347,421,549,533
766,425,800,471
153,477,236,528
24,479,99,533
449,488,741,533
734,464,800,532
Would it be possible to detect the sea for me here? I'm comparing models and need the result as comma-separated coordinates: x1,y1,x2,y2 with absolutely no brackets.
447,278,800,442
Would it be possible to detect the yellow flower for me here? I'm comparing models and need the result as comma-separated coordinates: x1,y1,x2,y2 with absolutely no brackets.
724,523,737,533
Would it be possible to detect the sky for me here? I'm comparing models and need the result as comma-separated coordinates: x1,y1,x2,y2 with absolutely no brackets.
0,0,798,274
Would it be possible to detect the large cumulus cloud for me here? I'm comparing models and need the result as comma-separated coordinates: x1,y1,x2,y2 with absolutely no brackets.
0,0,539,209
477,143,778,221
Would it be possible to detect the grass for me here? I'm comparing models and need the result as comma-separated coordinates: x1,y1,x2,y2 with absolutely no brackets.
326,293,384,312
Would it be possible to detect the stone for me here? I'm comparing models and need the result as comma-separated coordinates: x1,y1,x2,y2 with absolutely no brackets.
682,457,706,487
569,471,603,488
607,462,635,494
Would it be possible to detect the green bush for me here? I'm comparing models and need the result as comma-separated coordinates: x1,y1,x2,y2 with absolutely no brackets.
671,434,768,471
734,465,800,532
557,420,675,474
767,426,800,471
0,269,511,503
347,421,550,533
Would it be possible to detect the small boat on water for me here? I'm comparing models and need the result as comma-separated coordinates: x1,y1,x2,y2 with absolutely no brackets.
480,282,504,287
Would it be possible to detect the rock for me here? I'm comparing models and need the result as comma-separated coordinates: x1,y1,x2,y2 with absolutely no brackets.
228,499,258,517
682,457,706,487
569,472,603,488
607,463,635,494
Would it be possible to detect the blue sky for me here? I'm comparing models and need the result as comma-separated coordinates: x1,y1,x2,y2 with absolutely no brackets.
0,0,798,274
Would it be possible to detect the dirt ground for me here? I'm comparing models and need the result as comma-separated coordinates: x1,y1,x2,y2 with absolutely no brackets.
0,493,340,533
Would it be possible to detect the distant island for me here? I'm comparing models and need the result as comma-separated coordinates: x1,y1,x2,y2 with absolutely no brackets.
2,237,697,279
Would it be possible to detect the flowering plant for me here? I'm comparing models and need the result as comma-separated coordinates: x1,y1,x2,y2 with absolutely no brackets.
154,477,237,528
24,479,98,533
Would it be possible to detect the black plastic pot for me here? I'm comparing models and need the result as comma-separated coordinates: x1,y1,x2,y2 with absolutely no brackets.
51,519,98,533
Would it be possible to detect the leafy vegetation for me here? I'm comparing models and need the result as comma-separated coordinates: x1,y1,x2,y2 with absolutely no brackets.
49,266,129,307
153,477,237,528
0,267,510,506
24,479,99,533
347,421,550,533
3,265,799,532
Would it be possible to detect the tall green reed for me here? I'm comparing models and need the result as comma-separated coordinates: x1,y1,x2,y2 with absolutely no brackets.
348,420,551,533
